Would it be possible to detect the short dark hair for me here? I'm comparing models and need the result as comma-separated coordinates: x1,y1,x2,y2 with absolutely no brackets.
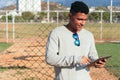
70,1,89,14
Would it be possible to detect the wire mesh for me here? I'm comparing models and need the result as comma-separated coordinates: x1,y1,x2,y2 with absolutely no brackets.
0,0,120,80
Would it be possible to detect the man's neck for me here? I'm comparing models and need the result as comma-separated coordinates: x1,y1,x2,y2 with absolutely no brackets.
66,24,82,33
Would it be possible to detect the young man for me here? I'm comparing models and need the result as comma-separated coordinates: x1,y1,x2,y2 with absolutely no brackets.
46,1,106,80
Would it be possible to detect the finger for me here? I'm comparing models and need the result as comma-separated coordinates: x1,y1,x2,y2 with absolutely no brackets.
86,57,92,64
102,59,107,62
98,60,106,64
81,59,87,64
95,62,105,68
81,56,91,64
96,64,105,68
81,56,87,64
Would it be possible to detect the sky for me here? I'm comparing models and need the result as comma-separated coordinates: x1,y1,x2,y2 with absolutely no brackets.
0,0,16,8
0,0,120,9
52,0,110,7
47,0,120,7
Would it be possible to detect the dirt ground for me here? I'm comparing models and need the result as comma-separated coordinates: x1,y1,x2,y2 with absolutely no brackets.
0,38,119,80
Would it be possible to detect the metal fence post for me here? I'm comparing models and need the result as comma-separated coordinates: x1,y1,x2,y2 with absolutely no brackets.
100,10,103,41
6,11,8,43
12,15,15,42
57,11,59,27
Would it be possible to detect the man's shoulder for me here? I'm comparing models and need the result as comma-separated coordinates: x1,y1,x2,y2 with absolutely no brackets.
49,26,65,36
52,26,65,32
82,29,93,35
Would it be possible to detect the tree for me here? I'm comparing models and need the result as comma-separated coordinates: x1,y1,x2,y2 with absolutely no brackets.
15,16,24,22
1,16,6,21
0,15,13,22
96,6,108,11
103,12,110,22
89,12,100,22
22,12,34,21
50,12,56,20
37,12,47,20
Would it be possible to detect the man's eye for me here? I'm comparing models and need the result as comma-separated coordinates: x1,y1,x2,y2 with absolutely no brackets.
78,19,83,20
77,18,87,21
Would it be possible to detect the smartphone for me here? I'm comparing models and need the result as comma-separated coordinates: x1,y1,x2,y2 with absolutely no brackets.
94,55,112,63
83,55,112,68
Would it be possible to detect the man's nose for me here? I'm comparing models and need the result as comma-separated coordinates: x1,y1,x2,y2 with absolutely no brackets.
80,20,86,25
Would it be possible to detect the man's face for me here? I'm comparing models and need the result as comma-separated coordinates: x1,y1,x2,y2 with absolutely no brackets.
69,12,88,32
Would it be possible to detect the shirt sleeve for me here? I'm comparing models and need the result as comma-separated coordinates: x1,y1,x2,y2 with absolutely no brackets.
88,34,99,61
45,30,82,67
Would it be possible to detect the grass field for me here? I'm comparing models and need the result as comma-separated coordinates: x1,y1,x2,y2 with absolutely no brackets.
96,42,120,77
0,42,13,52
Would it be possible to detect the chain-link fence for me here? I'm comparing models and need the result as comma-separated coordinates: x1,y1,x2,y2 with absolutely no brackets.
0,0,120,80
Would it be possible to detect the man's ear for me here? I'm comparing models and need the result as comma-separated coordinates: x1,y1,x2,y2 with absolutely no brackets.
69,13,72,18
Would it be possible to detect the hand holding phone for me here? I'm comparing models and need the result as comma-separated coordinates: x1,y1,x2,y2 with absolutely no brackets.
94,55,112,63
93,55,112,68
86,55,112,68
